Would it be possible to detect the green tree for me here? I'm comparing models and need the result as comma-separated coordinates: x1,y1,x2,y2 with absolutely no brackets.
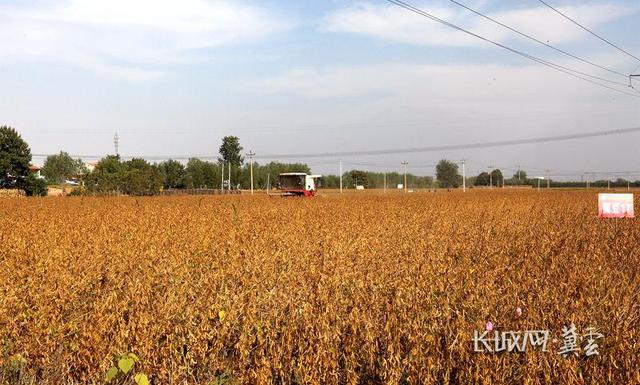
247,161,310,190
41,151,84,184
511,170,528,185
435,159,461,188
122,168,163,196
185,158,219,189
96,155,126,174
85,155,125,194
319,175,340,189
490,169,503,187
348,170,369,188
85,156,163,195
0,126,32,189
158,159,186,189
122,158,162,195
218,136,244,166
318,171,433,189
126,158,152,171
218,136,244,189
24,173,48,196
475,172,490,186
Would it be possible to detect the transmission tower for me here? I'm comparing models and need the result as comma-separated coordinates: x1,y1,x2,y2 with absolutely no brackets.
114,132,119,156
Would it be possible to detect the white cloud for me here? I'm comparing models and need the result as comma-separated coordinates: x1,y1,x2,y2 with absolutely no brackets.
322,2,635,47
0,0,291,81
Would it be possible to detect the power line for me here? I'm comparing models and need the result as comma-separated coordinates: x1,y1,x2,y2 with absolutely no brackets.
384,0,640,97
482,159,640,178
446,0,629,79
31,125,640,161
256,125,640,159
536,0,640,64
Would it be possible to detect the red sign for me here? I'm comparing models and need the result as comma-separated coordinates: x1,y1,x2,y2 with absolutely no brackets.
598,194,634,218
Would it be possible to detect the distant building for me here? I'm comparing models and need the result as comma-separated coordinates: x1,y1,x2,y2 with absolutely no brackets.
29,165,43,179
85,162,98,173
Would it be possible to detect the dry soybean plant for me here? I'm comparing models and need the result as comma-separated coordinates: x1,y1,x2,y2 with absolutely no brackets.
0,190,638,384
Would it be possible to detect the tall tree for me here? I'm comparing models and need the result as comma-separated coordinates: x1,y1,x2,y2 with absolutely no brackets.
125,158,152,171
511,170,527,185
475,172,490,186
122,161,163,196
218,136,244,166
96,155,126,174
85,156,162,195
185,158,219,189
0,126,32,188
85,155,125,194
158,159,186,189
490,169,504,187
42,151,84,184
349,170,369,188
436,159,461,188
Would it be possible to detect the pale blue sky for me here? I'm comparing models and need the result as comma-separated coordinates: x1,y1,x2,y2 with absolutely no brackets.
1,0,639,178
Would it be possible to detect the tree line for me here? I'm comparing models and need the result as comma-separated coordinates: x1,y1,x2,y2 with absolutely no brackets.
3,125,638,196
320,171,434,189
84,156,311,195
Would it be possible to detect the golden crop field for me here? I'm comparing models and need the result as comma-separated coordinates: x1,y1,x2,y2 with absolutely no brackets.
1,190,639,385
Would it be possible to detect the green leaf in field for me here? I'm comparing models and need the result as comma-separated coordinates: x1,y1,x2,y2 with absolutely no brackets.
118,356,135,374
105,366,119,382
134,373,150,385
128,352,140,363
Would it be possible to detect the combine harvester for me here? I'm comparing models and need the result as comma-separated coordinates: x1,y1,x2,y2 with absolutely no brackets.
268,173,322,197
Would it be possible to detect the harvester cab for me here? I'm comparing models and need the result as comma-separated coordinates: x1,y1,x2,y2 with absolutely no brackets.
273,173,322,197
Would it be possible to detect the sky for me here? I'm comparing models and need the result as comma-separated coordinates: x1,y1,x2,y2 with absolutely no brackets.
1,0,640,179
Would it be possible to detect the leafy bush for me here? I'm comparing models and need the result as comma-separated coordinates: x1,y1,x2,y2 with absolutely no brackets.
85,156,162,196
23,174,48,197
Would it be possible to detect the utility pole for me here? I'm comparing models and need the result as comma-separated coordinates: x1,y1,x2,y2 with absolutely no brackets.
228,161,231,191
489,165,494,189
585,172,589,189
246,151,255,194
113,132,119,156
401,161,408,193
517,165,521,184
221,161,224,190
545,169,550,189
461,159,466,192
339,161,343,193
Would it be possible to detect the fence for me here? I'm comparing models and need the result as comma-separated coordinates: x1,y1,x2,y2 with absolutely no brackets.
161,189,241,196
